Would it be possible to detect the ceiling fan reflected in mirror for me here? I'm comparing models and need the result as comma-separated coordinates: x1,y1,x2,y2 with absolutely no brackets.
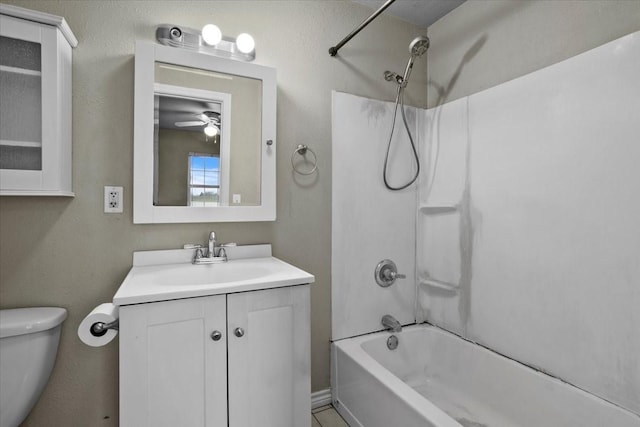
175,111,221,137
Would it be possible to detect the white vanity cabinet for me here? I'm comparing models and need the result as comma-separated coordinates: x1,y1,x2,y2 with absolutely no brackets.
119,284,311,427
0,5,76,196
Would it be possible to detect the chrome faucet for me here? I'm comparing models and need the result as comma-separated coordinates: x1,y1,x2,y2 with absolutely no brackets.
208,231,217,257
381,314,402,333
191,231,228,264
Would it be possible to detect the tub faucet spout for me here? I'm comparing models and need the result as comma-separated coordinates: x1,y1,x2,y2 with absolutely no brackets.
381,314,402,333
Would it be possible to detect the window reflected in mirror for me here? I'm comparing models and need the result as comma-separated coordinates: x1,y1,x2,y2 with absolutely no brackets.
189,154,220,207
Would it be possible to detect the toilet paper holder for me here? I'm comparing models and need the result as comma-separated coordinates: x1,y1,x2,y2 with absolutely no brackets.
90,319,119,337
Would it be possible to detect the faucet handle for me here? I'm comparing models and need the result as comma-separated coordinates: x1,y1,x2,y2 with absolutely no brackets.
218,247,227,259
375,259,405,287
194,248,204,260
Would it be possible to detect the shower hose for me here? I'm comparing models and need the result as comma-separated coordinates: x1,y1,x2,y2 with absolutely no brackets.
383,84,420,191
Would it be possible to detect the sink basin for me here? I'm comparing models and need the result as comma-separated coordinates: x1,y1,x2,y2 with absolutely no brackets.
134,261,273,287
113,246,314,306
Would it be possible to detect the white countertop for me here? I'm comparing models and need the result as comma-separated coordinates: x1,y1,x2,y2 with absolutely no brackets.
113,245,314,306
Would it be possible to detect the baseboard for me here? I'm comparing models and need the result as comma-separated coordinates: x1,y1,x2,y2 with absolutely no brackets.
311,388,332,409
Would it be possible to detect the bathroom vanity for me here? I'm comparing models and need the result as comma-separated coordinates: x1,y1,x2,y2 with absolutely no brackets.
114,245,314,427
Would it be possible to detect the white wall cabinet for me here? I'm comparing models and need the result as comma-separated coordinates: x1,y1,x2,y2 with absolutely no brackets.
119,284,311,427
0,5,76,196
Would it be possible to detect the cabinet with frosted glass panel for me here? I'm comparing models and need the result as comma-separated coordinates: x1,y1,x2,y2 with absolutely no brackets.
0,5,76,196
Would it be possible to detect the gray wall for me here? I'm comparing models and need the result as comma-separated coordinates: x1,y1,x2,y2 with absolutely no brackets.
427,0,640,108
0,1,426,425
157,128,220,206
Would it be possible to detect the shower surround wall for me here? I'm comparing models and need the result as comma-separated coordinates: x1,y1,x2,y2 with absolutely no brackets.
332,91,418,341
417,32,640,414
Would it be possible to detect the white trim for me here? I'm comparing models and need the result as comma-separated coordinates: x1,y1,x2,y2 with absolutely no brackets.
0,3,77,47
311,388,332,410
133,41,277,223
0,139,42,148
0,65,41,76
0,189,74,197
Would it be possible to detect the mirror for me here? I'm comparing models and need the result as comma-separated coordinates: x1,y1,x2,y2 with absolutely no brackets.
134,41,276,223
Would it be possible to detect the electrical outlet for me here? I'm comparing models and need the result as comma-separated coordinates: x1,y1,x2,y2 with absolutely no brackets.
104,186,123,213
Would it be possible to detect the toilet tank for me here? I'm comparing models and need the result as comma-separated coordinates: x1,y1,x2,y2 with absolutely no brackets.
0,307,67,427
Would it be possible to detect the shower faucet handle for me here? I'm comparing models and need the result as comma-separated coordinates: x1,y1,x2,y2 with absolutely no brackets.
375,259,406,287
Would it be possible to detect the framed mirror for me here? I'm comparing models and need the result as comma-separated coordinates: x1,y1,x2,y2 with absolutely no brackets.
133,41,276,223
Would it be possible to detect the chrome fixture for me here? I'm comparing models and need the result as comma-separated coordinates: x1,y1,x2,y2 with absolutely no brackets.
382,35,429,190
381,314,402,333
291,144,318,175
156,24,256,62
383,70,403,85
90,319,119,337
190,231,231,264
208,231,216,257
193,247,227,264
210,330,222,341
387,335,399,350
375,259,406,287
329,0,396,56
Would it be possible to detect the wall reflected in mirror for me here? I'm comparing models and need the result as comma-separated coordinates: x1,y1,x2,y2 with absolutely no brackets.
153,62,262,207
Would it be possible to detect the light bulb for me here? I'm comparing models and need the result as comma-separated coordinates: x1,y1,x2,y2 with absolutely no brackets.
236,33,255,54
204,124,219,137
201,24,222,46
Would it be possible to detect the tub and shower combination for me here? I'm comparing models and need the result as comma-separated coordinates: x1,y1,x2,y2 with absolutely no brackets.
330,10,640,426
332,325,640,427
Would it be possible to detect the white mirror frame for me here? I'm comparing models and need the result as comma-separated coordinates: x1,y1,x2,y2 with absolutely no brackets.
133,41,276,223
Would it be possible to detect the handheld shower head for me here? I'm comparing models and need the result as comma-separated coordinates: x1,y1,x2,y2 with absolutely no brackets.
409,36,430,57
399,36,429,88
384,36,430,89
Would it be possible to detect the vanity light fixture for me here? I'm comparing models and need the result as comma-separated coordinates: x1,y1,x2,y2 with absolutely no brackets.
235,33,255,54
156,24,256,61
201,24,222,46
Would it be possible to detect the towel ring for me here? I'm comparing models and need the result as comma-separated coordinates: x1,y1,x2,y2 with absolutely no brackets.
291,144,317,175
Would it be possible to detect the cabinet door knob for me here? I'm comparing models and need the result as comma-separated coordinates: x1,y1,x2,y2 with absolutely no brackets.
234,327,245,338
211,330,222,341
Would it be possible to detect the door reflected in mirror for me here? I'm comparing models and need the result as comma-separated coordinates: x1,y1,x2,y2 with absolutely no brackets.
154,62,262,207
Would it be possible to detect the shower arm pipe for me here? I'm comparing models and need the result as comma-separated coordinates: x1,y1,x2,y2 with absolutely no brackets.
329,0,396,57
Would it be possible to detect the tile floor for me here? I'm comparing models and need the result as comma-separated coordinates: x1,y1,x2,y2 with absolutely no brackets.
312,404,349,427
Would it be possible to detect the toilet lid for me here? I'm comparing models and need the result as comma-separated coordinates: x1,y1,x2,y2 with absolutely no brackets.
0,307,67,338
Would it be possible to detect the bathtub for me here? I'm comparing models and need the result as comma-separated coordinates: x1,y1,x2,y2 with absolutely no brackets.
331,324,640,427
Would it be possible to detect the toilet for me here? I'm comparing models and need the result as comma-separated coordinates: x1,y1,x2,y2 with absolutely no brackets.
0,307,67,427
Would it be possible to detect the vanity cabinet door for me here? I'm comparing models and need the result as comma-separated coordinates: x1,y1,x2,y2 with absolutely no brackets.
227,285,311,427
119,295,227,427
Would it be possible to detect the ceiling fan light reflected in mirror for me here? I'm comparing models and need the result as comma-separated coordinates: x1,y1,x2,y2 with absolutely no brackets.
173,110,221,135
204,123,219,137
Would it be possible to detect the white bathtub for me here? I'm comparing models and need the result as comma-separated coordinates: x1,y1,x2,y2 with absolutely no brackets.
331,324,640,427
